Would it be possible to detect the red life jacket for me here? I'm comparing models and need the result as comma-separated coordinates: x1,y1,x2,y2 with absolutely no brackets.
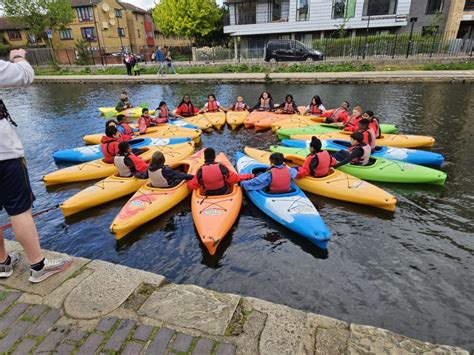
198,163,229,193
140,115,152,127
129,154,148,173
119,122,134,136
269,166,291,193
234,102,246,111
345,114,361,128
259,98,270,110
159,106,169,118
349,144,371,165
101,136,120,164
360,129,375,149
179,103,195,117
207,100,218,112
310,151,334,178
369,118,381,138
283,102,295,113
310,104,323,115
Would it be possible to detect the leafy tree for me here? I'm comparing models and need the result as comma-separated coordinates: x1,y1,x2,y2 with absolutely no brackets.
152,0,222,43
194,6,230,46
0,0,74,40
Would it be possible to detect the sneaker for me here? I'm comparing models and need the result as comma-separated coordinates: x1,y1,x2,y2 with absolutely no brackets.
29,258,72,283
0,252,21,278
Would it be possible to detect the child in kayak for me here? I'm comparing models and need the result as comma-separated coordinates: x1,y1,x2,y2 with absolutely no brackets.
323,101,349,123
201,94,225,113
227,96,249,111
187,148,253,196
363,110,381,138
303,95,325,116
114,141,148,178
117,115,138,136
115,91,132,112
357,118,376,150
101,126,126,164
249,91,275,112
331,132,371,167
138,108,163,134
343,106,363,132
155,101,173,122
241,153,298,194
276,94,300,114
296,137,336,179
175,94,200,118
148,151,194,188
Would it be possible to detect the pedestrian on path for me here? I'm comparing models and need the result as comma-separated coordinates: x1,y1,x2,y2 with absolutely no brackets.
0,49,72,283
165,50,177,75
155,46,166,76
124,53,133,76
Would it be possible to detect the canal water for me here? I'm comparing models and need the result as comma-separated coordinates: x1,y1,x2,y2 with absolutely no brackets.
1,82,473,351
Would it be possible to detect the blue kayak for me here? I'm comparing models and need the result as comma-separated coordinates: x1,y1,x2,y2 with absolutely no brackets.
53,137,191,163
167,119,199,130
281,139,444,167
235,152,331,249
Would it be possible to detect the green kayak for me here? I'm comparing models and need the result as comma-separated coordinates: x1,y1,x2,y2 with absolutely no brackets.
277,123,397,140
269,145,447,185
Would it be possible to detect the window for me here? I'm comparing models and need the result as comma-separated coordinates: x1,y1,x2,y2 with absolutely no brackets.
137,29,141,38
135,13,138,21
296,0,309,21
364,0,398,16
464,0,474,10
426,0,443,14
7,30,22,41
333,0,357,19
270,0,282,21
115,9,122,18
76,7,93,22
234,2,257,25
81,27,96,41
59,28,73,40
118,27,126,37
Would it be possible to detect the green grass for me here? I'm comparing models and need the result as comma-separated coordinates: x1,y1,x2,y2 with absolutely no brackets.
33,60,473,76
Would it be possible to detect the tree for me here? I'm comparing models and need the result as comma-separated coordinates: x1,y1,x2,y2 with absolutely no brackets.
152,0,222,43
0,0,75,40
194,6,230,46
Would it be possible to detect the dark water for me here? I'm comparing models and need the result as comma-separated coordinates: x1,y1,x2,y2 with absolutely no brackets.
1,82,473,351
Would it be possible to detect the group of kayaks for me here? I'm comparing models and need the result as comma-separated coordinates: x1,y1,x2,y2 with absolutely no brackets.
41,103,447,256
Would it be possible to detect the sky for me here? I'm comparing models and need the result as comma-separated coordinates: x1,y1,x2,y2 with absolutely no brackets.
132,0,223,11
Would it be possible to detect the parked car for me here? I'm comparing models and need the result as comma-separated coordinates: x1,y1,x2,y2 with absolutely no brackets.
264,39,324,62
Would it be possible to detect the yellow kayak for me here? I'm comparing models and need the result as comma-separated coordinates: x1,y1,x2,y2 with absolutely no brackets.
110,150,205,240
83,125,202,145
60,143,194,217
244,147,397,212
271,117,317,132
291,131,435,148
254,113,300,132
204,112,226,130
98,107,155,118
43,142,194,186
182,114,213,132
226,110,249,130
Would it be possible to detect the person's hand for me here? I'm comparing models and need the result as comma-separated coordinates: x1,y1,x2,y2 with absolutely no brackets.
9,49,27,62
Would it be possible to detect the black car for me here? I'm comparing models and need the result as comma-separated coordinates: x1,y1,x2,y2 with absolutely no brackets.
264,39,323,62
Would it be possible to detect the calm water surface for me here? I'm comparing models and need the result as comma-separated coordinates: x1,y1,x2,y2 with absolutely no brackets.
1,82,473,351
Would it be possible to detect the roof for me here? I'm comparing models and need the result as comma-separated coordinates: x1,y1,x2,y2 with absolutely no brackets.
70,0,99,7
118,2,147,13
0,18,28,31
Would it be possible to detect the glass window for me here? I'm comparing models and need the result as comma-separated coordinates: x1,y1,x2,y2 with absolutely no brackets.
59,29,73,40
81,27,96,41
118,28,126,37
297,0,309,21
234,2,257,25
7,30,22,41
115,9,122,18
364,0,397,16
271,0,282,21
465,0,474,10
76,7,93,22
333,0,357,19
426,0,443,14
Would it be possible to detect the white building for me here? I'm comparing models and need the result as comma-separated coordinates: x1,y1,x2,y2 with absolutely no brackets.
224,0,411,50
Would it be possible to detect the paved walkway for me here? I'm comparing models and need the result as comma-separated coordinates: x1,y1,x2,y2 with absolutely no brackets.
0,240,469,354
33,70,474,84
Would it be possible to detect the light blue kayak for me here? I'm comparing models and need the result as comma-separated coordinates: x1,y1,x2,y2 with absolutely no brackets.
235,152,331,249
281,139,444,167
166,119,199,130
53,137,192,163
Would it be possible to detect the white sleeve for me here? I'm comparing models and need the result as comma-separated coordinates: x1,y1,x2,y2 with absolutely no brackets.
306,105,310,110
320,104,326,111
216,101,221,106
0,60,34,88
204,102,209,108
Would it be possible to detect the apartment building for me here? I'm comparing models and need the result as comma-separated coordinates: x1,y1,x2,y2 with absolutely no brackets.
0,18,44,47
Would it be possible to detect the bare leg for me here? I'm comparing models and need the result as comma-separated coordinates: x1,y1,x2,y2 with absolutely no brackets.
9,210,44,264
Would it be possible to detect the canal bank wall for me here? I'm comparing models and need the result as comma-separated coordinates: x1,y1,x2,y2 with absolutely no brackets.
0,240,468,354
33,70,474,85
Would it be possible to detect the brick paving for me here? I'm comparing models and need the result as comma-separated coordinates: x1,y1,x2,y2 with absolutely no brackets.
0,289,236,354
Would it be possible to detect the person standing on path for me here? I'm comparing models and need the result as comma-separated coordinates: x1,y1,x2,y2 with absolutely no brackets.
124,53,133,76
0,49,72,283
155,46,166,76
165,49,177,75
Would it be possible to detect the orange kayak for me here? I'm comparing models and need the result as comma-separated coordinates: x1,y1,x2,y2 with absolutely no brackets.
254,113,299,132
191,153,242,255
243,111,273,128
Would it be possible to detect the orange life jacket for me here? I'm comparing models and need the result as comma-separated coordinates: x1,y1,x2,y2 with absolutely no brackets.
197,163,229,194
310,151,335,178
207,100,218,112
